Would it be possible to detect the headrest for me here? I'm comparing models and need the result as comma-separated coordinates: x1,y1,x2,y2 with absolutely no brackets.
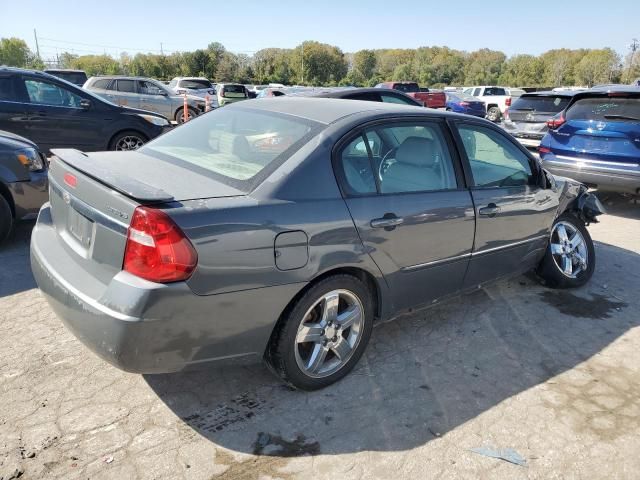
395,136,439,167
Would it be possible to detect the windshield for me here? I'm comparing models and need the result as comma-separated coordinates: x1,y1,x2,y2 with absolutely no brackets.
393,83,419,93
139,107,322,190
565,97,640,122
511,95,571,113
179,79,213,89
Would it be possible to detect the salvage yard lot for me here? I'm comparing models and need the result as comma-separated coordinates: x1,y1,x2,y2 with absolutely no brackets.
1,193,639,480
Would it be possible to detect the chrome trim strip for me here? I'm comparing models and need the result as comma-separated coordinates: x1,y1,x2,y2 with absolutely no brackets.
551,155,640,169
472,235,547,257
402,252,472,271
50,177,129,235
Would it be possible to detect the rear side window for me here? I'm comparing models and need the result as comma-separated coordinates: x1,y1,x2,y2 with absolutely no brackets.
346,92,380,102
140,107,321,190
91,79,111,89
511,95,570,113
338,135,377,195
565,97,640,122
0,76,16,101
116,80,136,93
380,93,415,105
55,72,87,85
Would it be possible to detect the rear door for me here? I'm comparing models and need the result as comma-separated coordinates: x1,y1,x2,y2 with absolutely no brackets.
17,75,104,152
0,73,30,139
110,79,140,109
335,119,475,311
452,121,557,287
549,95,640,163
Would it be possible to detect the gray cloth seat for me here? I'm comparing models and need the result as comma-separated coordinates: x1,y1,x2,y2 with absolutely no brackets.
381,136,445,193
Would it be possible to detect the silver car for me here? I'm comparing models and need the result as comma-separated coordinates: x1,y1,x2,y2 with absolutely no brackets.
84,76,207,123
31,98,604,390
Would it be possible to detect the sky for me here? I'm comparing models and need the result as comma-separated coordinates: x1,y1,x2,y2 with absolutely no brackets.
1,0,637,60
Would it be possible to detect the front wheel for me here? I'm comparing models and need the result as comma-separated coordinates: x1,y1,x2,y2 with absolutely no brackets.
175,107,198,124
108,130,148,151
266,274,374,390
537,214,595,288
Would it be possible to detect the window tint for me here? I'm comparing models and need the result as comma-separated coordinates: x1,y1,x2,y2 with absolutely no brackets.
220,85,246,98
458,125,533,188
0,76,16,101
511,95,570,113
139,80,165,95
565,97,640,122
392,83,419,93
484,87,506,96
91,78,111,90
381,93,415,105
338,135,377,195
116,79,136,93
473,88,481,96
140,108,320,189
23,79,84,107
346,92,380,102
179,79,212,89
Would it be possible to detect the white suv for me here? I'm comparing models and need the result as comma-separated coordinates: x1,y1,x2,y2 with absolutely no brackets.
168,77,217,104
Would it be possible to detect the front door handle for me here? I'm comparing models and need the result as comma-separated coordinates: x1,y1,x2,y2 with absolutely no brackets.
478,203,501,217
371,214,404,230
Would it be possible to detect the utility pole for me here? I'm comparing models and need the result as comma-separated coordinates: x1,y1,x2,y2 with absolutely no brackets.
301,42,304,85
628,38,639,83
160,42,164,55
33,29,40,58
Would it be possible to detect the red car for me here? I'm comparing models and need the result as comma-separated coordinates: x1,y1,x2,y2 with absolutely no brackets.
375,82,446,109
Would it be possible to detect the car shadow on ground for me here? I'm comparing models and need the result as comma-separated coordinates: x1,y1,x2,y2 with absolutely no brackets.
145,240,639,458
0,222,36,298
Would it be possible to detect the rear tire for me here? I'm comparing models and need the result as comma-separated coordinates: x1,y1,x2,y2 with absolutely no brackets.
266,274,374,390
0,194,13,244
537,213,595,288
108,130,148,151
487,106,501,122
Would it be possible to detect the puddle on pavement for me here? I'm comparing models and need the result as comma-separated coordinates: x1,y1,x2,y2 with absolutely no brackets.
538,291,627,319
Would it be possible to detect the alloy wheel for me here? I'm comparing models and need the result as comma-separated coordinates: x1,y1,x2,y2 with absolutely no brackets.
294,289,365,378
550,221,588,278
115,135,144,151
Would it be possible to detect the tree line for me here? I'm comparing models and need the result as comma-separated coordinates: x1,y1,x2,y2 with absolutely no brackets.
2,37,639,87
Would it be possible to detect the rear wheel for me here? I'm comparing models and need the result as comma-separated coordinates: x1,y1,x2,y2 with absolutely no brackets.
537,214,595,288
108,130,147,151
0,194,13,244
487,106,501,122
267,274,374,390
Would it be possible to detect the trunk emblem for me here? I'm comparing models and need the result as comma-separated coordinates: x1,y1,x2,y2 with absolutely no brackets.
526,113,534,121
596,121,606,131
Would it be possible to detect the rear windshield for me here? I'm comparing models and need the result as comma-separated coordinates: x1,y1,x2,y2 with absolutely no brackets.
139,107,322,190
566,97,640,122
511,95,570,113
393,83,419,93
47,71,87,85
484,87,506,96
179,79,213,89
221,85,246,97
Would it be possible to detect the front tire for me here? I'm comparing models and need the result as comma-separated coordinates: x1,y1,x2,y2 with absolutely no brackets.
266,274,374,390
537,214,595,288
0,194,13,244
175,107,198,124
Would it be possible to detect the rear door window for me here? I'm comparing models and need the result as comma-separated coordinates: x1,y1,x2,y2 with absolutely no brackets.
380,93,416,105
116,80,136,93
565,97,640,122
0,76,17,101
511,95,570,112
91,78,111,90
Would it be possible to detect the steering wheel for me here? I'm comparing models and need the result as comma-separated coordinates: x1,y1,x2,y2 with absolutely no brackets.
378,146,399,181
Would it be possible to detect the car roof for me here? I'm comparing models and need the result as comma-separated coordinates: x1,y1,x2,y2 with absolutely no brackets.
519,90,581,98
43,69,85,73
231,97,469,125
587,85,640,93
87,75,159,81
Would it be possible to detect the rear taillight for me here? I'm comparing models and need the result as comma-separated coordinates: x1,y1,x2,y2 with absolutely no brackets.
460,102,469,106
546,113,565,130
123,206,197,283
538,146,551,154
505,97,512,107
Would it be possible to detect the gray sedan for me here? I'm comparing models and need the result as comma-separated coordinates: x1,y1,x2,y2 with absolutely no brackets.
31,98,604,390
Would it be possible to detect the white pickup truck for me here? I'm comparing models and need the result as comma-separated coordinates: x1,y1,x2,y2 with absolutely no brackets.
462,86,512,122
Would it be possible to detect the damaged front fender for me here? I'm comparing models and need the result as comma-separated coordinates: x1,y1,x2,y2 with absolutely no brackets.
553,173,606,225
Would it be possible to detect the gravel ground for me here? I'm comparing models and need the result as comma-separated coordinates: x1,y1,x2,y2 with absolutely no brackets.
1,193,639,480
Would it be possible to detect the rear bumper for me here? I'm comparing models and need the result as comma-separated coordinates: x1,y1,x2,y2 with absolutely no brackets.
6,170,48,220
541,154,640,194
31,204,306,373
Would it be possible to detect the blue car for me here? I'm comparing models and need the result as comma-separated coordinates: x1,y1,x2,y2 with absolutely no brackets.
445,92,486,117
539,87,640,194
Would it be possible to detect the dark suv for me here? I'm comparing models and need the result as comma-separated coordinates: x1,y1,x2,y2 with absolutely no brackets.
0,68,171,154
502,91,578,148
43,69,88,87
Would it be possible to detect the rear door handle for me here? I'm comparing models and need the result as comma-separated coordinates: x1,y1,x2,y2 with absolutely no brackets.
371,215,404,230
478,203,501,217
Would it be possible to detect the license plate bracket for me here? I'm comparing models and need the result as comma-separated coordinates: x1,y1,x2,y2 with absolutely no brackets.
67,207,94,248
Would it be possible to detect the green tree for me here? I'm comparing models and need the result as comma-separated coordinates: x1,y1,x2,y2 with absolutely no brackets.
353,49,377,80
0,37,31,67
499,54,544,86
392,63,414,81
291,41,347,86
464,49,506,85
574,48,621,86
70,55,121,76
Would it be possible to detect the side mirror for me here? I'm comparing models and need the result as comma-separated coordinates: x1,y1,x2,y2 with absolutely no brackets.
79,99,91,110
159,90,169,96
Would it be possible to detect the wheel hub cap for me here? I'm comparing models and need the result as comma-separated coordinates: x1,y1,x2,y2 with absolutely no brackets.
550,221,588,279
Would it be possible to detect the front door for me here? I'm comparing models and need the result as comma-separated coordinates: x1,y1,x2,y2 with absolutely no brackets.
137,80,173,120
18,76,103,152
453,122,558,287
336,120,475,311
